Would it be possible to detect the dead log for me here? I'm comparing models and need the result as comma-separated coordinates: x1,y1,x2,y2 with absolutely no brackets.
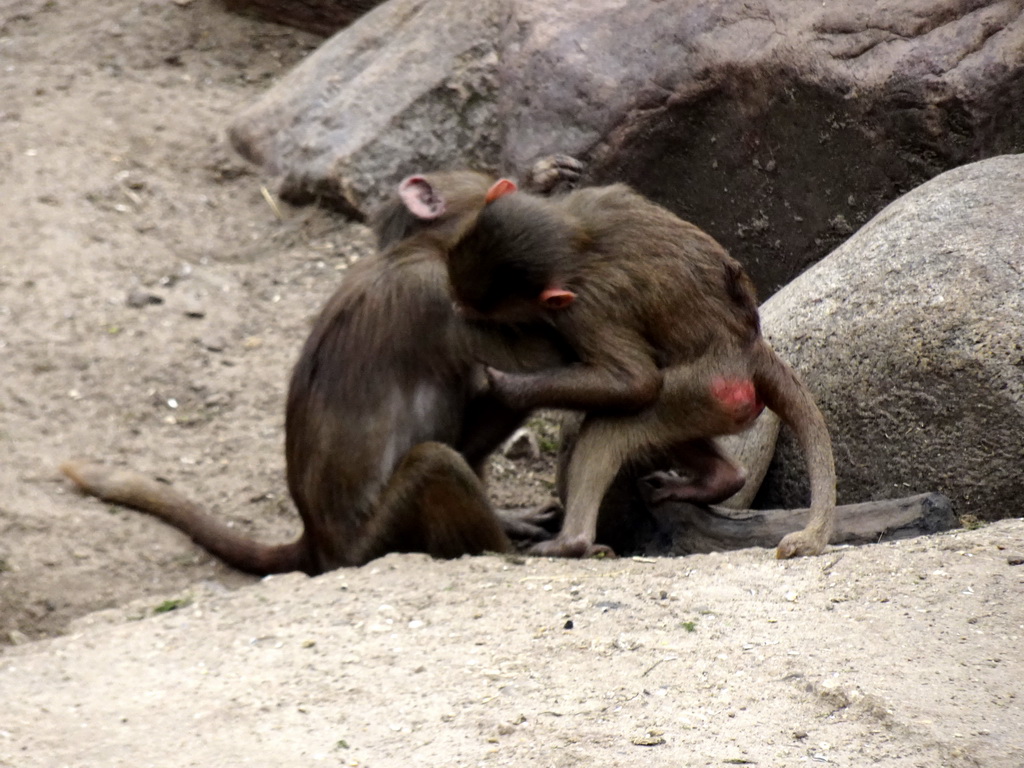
222,0,385,36
654,493,955,555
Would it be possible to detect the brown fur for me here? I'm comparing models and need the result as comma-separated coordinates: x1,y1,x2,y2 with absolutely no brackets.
62,165,579,576
444,184,836,559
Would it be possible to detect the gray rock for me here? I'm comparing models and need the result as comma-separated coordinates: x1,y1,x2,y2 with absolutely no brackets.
230,0,1024,293
224,0,386,36
199,334,228,353
755,155,1024,521
502,427,541,462
230,0,506,216
126,288,164,308
181,293,207,319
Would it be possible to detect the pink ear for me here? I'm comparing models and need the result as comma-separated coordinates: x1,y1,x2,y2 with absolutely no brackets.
399,176,446,220
540,287,576,310
485,178,518,203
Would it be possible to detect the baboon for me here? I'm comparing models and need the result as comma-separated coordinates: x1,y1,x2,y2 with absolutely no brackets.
433,180,835,560
62,159,583,575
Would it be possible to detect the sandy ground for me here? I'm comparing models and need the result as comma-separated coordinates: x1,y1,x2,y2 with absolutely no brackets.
1,1,1023,765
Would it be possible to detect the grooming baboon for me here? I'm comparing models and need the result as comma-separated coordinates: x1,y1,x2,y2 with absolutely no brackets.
62,159,582,575
435,180,835,560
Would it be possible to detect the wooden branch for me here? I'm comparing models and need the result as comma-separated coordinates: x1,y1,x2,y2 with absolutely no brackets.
652,493,956,555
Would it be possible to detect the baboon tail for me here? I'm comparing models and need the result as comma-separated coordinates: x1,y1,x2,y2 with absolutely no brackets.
751,338,837,557
60,460,311,576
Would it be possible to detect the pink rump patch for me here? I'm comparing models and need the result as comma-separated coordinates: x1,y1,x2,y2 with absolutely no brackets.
710,377,764,425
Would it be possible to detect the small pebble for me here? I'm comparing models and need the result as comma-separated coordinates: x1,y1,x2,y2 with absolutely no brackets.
502,427,540,461
631,735,665,747
126,288,163,308
183,296,207,318
200,334,227,352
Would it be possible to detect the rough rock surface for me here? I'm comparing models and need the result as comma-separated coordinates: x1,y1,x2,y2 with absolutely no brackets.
224,0,386,36
229,0,508,217
230,0,1024,292
755,155,1024,520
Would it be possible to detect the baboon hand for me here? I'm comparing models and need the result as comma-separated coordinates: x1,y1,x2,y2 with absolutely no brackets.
525,154,584,195
484,366,529,408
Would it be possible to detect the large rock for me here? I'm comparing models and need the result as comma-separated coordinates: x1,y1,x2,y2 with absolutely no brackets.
229,0,508,217
223,0,387,36
230,0,1024,292
754,154,1024,521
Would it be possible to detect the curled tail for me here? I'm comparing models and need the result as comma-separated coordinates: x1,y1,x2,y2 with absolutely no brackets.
750,339,837,558
60,461,312,576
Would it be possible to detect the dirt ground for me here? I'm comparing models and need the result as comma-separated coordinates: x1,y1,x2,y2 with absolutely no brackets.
1,1,1022,766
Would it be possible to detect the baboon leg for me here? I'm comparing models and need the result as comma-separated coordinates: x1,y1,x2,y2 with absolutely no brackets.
356,441,512,563
455,393,559,543
530,376,747,559
529,415,657,558
641,438,746,506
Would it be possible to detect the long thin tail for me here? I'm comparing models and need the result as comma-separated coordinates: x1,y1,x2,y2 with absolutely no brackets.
751,339,837,558
60,461,311,575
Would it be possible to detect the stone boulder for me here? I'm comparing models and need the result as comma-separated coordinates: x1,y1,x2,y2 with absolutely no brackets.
230,0,1024,292
229,0,509,218
754,154,1024,521
224,0,387,36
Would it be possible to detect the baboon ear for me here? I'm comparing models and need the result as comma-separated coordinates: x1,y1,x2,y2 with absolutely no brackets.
399,176,446,220
539,287,576,310
485,178,518,203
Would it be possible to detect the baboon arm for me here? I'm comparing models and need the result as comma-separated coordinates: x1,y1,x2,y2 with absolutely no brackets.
487,361,662,412
487,323,662,412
